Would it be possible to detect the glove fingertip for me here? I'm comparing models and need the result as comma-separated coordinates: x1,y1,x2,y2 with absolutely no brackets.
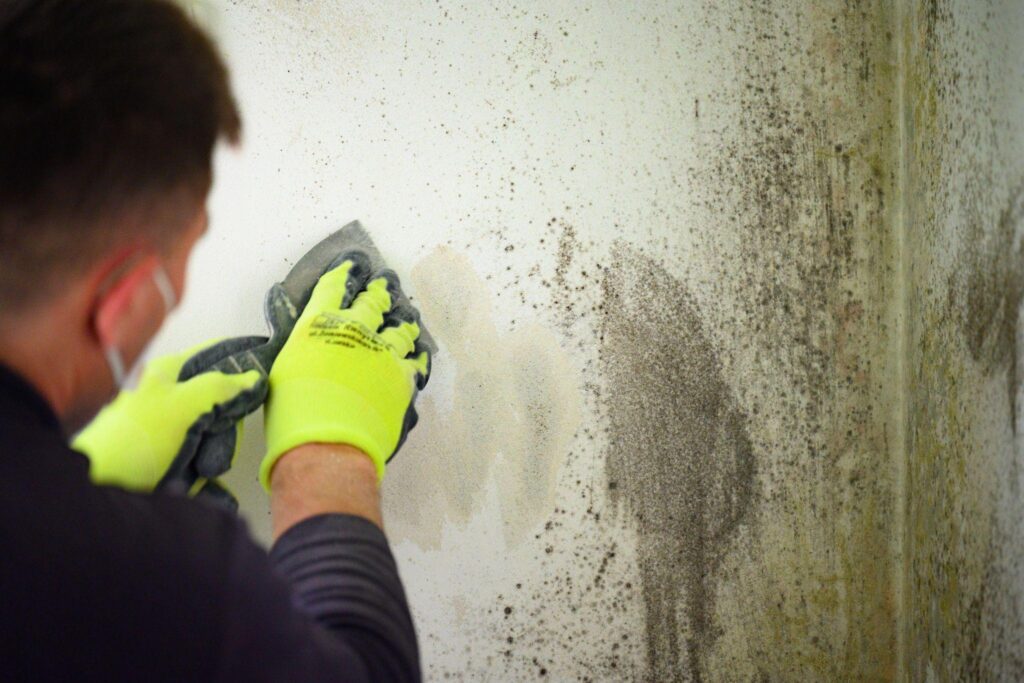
181,370,263,407
236,369,265,390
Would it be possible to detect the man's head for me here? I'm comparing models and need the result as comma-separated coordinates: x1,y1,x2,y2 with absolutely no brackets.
0,0,239,429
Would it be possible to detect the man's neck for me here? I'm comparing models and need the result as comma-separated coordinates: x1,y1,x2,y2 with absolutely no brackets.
0,305,109,433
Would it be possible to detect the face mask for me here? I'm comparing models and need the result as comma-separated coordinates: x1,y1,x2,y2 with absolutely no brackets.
102,262,177,388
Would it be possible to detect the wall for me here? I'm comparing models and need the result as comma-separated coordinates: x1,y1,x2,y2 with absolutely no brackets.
151,1,1024,679
902,1,1024,679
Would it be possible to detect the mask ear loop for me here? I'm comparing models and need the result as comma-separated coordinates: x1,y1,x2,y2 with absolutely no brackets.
103,346,129,388
150,263,178,312
101,260,178,388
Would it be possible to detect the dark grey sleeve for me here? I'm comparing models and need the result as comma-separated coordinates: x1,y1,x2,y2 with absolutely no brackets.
271,515,421,680
215,514,420,682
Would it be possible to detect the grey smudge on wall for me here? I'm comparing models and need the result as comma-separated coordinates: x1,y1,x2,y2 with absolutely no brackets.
601,247,756,682
957,186,1024,429
383,247,583,548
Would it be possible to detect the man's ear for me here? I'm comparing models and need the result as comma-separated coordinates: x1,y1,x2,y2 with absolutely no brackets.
92,254,175,377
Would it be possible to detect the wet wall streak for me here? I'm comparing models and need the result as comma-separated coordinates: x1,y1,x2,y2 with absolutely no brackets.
601,249,755,682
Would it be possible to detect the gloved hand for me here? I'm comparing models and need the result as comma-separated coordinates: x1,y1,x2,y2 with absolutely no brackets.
261,258,430,489
73,341,264,492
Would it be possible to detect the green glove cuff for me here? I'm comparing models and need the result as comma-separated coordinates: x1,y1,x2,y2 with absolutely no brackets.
260,377,392,489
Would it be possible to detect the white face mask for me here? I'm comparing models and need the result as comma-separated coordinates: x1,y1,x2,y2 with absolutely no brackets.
102,262,177,388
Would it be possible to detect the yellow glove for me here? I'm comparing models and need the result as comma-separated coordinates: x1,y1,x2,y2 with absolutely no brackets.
73,342,263,492
261,259,430,488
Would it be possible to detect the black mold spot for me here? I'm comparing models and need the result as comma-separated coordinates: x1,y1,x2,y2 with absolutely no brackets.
600,248,756,682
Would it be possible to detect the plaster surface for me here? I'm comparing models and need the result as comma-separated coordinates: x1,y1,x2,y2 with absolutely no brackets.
147,1,1024,679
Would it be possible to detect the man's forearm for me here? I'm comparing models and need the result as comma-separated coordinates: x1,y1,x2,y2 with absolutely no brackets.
266,443,420,680
270,442,382,541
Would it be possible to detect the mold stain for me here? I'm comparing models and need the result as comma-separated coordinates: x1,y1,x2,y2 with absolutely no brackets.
902,0,1024,677
383,247,583,548
687,2,901,678
600,247,756,682
957,186,1024,429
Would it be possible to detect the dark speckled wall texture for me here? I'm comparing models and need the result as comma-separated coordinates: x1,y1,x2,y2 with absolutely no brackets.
902,1,1024,681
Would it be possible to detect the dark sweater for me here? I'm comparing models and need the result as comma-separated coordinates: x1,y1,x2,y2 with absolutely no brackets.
0,364,420,681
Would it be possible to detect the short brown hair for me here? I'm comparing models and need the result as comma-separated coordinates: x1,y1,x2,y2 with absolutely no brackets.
0,0,240,312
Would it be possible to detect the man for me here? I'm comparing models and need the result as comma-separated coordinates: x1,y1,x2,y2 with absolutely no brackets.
0,0,426,680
